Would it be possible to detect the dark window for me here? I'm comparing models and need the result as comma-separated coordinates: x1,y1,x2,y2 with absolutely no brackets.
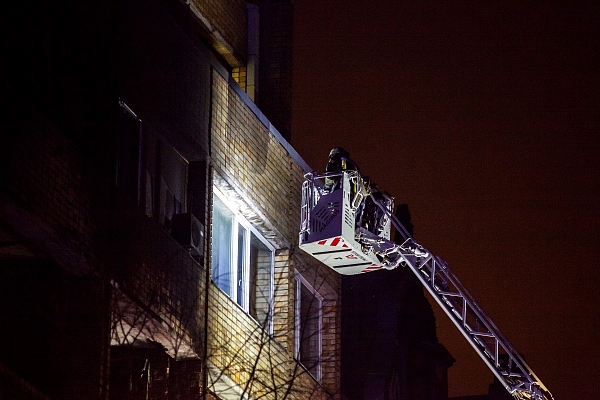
295,275,322,381
116,101,142,203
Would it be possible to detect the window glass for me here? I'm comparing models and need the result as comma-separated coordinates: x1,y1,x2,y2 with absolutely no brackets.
211,187,274,330
159,142,187,230
116,102,142,203
212,195,233,295
143,132,157,218
116,102,189,228
249,234,273,326
236,223,248,308
295,276,322,381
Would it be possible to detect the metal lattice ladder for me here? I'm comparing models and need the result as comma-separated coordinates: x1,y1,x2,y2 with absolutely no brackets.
372,199,554,400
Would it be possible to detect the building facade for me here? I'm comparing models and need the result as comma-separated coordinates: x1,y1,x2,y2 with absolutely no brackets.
0,0,459,399
0,0,340,399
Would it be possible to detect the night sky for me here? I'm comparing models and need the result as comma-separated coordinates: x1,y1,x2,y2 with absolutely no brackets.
291,1,600,399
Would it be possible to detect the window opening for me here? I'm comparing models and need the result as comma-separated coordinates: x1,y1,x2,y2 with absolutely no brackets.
115,100,189,230
294,273,323,382
158,141,188,230
116,100,143,204
211,187,274,331
236,222,248,309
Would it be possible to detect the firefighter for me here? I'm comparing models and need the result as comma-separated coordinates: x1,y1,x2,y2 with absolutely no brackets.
322,147,359,193
359,178,392,236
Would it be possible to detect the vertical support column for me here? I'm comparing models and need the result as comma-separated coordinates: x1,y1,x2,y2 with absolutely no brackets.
246,3,260,102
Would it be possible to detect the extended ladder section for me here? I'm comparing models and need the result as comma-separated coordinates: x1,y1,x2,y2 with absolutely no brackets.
299,171,554,400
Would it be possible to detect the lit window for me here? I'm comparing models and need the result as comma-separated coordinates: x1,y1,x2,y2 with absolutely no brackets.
211,187,274,330
294,273,322,381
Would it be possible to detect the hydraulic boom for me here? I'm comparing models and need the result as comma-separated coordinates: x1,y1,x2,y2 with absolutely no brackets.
299,170,554,400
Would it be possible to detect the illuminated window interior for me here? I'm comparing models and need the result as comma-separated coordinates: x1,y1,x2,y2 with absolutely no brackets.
211,186,274,330
231,67,247,91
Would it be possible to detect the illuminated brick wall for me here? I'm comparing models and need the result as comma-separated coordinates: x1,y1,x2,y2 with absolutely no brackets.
207,283,335,399
0,0,337,397
294,252,342,395
209,69,341,397
211,72,303,243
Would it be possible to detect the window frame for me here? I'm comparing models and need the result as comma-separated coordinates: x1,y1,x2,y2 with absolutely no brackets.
294,271,323,382
211,185,275,333
115,100,190,230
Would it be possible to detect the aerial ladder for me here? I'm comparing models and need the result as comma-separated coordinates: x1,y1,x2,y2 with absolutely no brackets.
299,170,554,400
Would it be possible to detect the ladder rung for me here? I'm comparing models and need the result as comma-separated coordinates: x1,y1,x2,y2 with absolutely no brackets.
470,331,495,338
438,290,462,297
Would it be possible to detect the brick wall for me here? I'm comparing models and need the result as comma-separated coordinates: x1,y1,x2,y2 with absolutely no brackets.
0,260,109,400
294,253,342,395
109,346,204,399
211,71,305,244
107,203,206,359
118,0,212,158
272,249,292,348
1,0,338,398
0,109,208,396
209,68,341,398
188,0,247,66
207,284,333,399
0,113,96,276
